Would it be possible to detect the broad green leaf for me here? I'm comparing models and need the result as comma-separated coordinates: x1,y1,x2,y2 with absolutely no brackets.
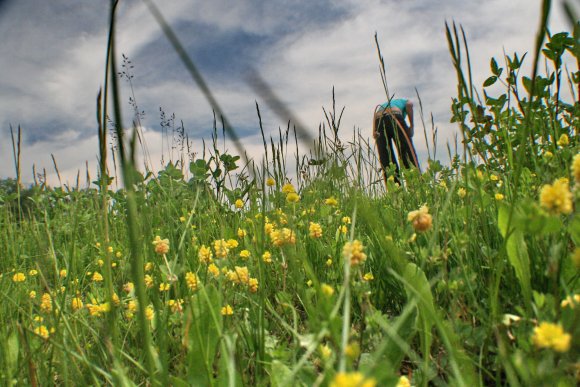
498,205,532,309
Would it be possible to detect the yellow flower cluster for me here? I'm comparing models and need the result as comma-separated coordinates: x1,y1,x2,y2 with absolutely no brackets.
270,228,296,247
213,239,230,259
12,272,26,282
539,178,573,215
86,302,110,317
324,196,338,206
152,236,170,255
198,245,213,264
407,205,433,232
330,372,376,387
40,293,52,313
309,222,323,238
532,322,571,352
185,272,198,291
221,304,234,316
343,240,367,266
227,266,249,285
396,375,411,387
282,183,296,194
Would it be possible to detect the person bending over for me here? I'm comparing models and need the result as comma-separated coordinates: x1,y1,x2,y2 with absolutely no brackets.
373,98,420,185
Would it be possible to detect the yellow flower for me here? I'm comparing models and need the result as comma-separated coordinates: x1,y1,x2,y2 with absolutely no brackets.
557,133,569,147
152,236,170,255
159,283,170,292
457,188,467,198
126,300,138,319
539,178,573,215
282,183,295,194
319,344,332,360
29,269,38,276
237,228,247,238
490,174,499,182
286,192,300,203
198,245,214,264
338,225,348,234
115,251,122,258
532,322,571,352
326,258,333,266
71,297,83,311
321,284,334,296
144,262,154,272
107,246,114,253
306,280,313,287
543,150,553,159
407,205,433,232
12,272,26,282
270,228,296,247
262,251,272,263
214,239,230,258
40,293,52,313
235,199,244,209
29,291,37,299
344,342,360,359
330,372,375,387
495,193,504,201
228,266,250,285
185,272,199,291
123,282,134,293
342,216,351,224
266,177,276,187
59,269,67,278
167,299,183,313
248,278,259,293
561,294,580,308
324,196,338,206
221,304,234,316
97,259,104,267
33,325,50,339
240,249,251,260
144,274,154,289
396,375,411,387
309,222,323,238
92,272,103,282
572,153,580,184
343,240,367,266
112,293,120,306
95,242,101,248
363,272,374,281
208,263,220,278
145,305,155,321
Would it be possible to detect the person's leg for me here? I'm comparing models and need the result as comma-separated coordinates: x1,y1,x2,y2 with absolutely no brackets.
393,115,420,170
375,114,400,183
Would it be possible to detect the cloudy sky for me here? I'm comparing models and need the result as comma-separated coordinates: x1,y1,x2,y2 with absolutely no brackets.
0,0,574,186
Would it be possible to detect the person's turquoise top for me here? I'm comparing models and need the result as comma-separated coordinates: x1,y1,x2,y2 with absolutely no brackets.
380,98,408,118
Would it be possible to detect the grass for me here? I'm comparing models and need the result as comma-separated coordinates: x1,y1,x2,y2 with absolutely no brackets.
0,0,579,386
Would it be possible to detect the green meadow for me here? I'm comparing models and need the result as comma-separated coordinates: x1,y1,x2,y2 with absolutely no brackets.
0,1,579,386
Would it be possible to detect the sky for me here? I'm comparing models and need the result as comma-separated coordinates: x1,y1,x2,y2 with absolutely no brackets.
0,0,575,186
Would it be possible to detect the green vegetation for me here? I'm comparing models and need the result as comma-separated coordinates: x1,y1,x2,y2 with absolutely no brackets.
0,1,579,386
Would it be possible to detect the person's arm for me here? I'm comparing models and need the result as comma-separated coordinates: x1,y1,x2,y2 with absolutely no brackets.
406,100,414,137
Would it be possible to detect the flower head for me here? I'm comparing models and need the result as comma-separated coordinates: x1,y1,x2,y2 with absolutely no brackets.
532,322,571,352
235,199,244,209
213,239,230,258
539,178,573,215
221,304,234,316
330,372,376,387
185,272,198,291
407,205,433,232
557,133,569,147
198,245,213,264
286,192,300,203
396,376,411,387
324,196,338,206
40,293,52,313
309,222,323,238
281,183,296,194
266,177,276,187
343,240,367,266
152,236,170,255
12,272,26,283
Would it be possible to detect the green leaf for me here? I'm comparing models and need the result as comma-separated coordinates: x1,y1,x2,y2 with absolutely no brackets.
402,263,435,376
483,76,498,87
498,205,532,310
